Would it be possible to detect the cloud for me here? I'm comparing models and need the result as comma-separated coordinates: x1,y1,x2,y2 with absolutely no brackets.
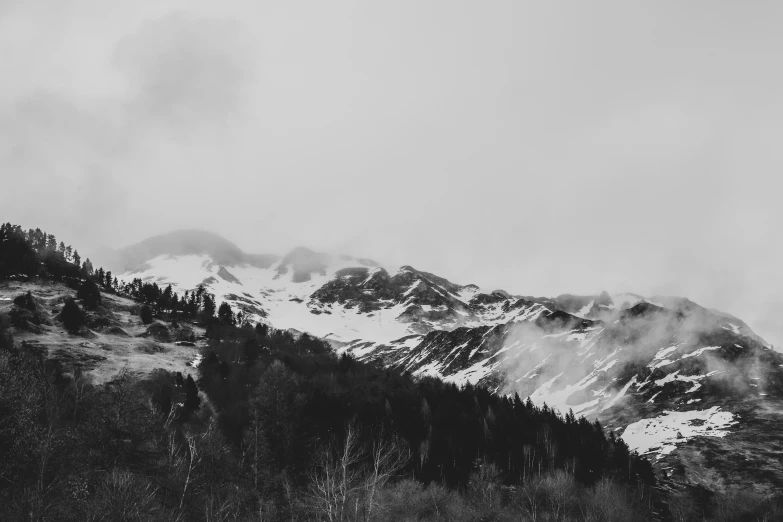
1,0,782,348
115,12,255,133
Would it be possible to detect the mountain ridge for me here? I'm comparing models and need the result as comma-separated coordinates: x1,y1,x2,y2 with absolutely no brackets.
7,225,783,494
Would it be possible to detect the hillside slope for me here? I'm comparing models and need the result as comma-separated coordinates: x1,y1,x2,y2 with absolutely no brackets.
103,230,783,492
0,281,203,383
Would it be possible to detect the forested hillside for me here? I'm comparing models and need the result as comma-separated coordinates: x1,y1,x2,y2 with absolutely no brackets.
0,316,661,521
2,222,782,520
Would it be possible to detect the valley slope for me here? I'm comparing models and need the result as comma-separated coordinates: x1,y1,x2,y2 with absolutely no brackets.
106,230,783,492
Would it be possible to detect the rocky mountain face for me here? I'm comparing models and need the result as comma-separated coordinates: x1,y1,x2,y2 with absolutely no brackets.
109,230,783,492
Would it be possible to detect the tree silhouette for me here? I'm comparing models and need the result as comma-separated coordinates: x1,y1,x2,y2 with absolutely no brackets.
60,298,85,333
255,322,269,338
140,305,153,325
77,279,102,310
218,302,235,326
184,375,201,413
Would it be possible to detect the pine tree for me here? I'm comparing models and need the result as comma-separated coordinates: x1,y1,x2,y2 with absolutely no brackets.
255,322,269,338
77,279,102,310
82,258,94,276
218,302,235,325
184,375,201,413
65,245,72,261
72,250,81,267
140,305,153,325
160,285,173,313
60,298,85,332
202,293,216,319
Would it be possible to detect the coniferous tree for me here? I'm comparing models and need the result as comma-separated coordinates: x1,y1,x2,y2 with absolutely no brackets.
0,223,37,279
160,285,173,313
60,298,85,332
72,250,81,267
77,279,102,310
13,291,35,311
255,323,269,338
218,302,235,326
202,293,216,320
184,375,201,413
76,279,101,310
140,305,153,325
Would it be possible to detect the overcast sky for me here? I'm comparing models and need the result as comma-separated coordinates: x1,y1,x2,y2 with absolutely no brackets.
2,0,782,346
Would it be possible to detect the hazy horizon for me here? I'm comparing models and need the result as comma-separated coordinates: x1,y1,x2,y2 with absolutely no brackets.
3,1,782,347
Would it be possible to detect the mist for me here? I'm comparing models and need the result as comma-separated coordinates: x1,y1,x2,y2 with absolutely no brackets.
2,1,783,346
497,300,770,415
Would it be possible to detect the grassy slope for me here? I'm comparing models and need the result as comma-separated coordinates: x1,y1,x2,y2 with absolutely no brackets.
0,281,204,383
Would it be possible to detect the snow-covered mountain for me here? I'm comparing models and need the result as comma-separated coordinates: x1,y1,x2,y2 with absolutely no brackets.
109,230,783,491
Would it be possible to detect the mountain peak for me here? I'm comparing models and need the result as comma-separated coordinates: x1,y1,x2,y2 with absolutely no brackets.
104,229,278,273
276,247,331,283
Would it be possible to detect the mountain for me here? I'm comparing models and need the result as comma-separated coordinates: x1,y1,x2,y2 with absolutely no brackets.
95,229,279,273
106,230,783,492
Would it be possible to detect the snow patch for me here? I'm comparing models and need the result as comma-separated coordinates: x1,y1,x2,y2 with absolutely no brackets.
190,354,203,368
600,376,637,412
681,346,721,359
621,407,738,458
575,300,594,318
724,323,741,335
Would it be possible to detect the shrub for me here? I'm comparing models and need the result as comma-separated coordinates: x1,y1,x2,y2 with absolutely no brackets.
709,488,782,522
376,479,470,521
12,291,35,311
90,469,160,521
140,305,153,325
582,478,639,522
76,279,101,310
0,326,12,351
60,298,85,333
174,326,195,343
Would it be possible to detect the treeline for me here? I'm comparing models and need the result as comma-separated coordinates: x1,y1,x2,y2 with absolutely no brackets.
0,223,89,283
120,278,247,327
0,223,125,297
199,325,655,490
0,222,241,328
2,317,779,521
4,224,780,519
0,315,658,521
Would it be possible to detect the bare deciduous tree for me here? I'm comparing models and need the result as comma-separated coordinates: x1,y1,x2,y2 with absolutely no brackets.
179,432,202,511
308,422,408,522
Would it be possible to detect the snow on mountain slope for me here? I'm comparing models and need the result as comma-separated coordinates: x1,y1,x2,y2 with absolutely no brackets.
119,252,414,344
109,230,783,489
347,297,783,481
621,407,738,457
114,232,541,345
